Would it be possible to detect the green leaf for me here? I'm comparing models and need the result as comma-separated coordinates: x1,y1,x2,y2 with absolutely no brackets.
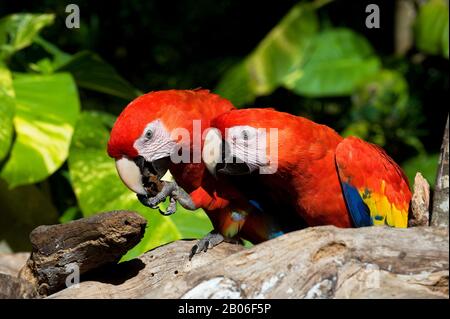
285,28,380,97
33,39,140,99
68,111,212,260
0,65,15,162
442,19,449,58
0,13,54,60
59,206,81,224
215,2,320,106
402,153,440,187
351,70,409,121
415,0,449,56
33,36,72,71
0,73,80,187
57,51,141,100
0,178,58,251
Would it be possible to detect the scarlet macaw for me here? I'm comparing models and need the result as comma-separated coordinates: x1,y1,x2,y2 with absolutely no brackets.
107,90,294,257
203,108,412,228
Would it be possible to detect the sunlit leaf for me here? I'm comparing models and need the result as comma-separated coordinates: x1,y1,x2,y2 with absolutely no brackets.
68,111,212,260
58,51,141,100
0,65,15,162
415,0,449,57
215,2,320,106
285,28,380,96
0,13,54,60
0,73,80,187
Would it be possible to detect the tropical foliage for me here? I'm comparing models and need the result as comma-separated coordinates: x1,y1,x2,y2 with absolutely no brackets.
0,0,448,258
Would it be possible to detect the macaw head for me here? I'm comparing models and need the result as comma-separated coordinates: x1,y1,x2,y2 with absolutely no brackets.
203,108,282,177
107,89,234,195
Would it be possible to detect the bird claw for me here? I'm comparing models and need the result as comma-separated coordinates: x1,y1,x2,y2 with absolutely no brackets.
159,197,177,216
189,232,224,260
138,179,197,217
137,193,162,208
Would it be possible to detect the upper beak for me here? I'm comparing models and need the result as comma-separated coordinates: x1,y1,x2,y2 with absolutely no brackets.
115,156,171,195
202,128,251,177
115,157,147,195
203,128,223,176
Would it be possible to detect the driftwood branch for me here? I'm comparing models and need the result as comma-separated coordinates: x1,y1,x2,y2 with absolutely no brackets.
40,225,448,299
1,163,448,300
17,211,146,296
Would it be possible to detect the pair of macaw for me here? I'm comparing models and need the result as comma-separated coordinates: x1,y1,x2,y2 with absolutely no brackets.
107,89,411,257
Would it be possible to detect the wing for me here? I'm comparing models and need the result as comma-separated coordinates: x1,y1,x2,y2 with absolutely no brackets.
335,137,411,228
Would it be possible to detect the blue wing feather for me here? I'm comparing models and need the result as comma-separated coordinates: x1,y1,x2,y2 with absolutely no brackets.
341,183,372,227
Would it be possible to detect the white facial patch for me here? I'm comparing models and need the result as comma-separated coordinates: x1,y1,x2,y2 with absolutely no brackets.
202,128,223,176
225,125,269,172
133,120,177,162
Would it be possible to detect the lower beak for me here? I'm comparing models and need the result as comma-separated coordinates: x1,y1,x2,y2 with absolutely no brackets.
216,154,251,176
202,128,252,176
216,140,251,175
115,157,147,195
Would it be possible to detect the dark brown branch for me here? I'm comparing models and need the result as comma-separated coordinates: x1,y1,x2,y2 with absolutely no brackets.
18,211,146,296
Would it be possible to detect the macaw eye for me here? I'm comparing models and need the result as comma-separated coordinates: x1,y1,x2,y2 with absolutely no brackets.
145,130,153,140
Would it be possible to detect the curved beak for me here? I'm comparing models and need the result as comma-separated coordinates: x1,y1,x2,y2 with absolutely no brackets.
203,128,251,176
202,128,223,176
115,157,147,195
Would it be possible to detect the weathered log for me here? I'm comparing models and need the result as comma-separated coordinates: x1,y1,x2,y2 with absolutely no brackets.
18,211,146,296
0,252,29,277
409,172,430,226
0,273,38,299
431,116,449,227
47,225,449,299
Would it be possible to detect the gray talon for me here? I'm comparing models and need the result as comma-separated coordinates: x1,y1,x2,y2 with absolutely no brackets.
138,179,197,216
189,232,224,260
159,197,177,216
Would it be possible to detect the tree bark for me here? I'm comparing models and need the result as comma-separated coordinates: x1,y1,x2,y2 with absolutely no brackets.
409,172,430,226
0,273,38,299
45,225,448,299
431,116,449,227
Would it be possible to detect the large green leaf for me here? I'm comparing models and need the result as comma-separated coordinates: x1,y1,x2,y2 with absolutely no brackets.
0,65,15,162
0,73,80,187
57,51,141,100
215,1,320,106
284,28,380,97
0,13,54,60
68,111,212,260
415,0,449,57
350,70,409,122
32,39,140,99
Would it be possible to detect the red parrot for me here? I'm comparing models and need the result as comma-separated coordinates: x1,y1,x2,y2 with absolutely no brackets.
204,108,411,228
107,90,293,257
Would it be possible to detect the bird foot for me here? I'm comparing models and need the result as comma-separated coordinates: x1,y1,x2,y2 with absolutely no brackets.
189,232,225,260
137,180,196,215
